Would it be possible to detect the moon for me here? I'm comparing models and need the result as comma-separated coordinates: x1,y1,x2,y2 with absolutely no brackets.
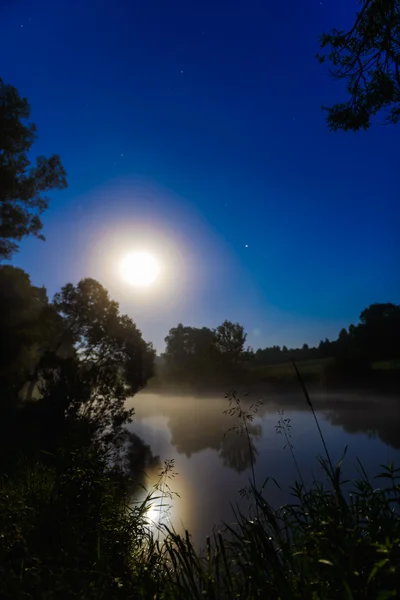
120,252,160,287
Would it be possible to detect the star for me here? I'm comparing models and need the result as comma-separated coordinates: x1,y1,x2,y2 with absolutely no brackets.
245,244,249,248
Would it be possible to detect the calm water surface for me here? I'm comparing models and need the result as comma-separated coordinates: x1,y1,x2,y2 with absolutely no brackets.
126,389,400,545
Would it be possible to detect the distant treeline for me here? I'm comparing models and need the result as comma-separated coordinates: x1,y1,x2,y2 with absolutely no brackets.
253,303,400,365
157,304,400,384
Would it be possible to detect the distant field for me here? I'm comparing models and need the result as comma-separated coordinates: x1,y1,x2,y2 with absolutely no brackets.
372,358,400,371
250,357,334,380
150,356,400,390
254,356,400,382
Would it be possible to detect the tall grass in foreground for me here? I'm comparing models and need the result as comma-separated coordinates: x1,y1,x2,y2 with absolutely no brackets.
1,366,400,599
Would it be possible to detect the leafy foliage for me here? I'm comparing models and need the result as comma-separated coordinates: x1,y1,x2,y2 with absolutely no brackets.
214,320,247,365
0,266,62,402
0,270,155,465
0,266,161,597
163,323,216,377
162,320,248,385
32,278,156,446
0,446,164,600
52,278,155,393
0,78,67,259
318,0,400,131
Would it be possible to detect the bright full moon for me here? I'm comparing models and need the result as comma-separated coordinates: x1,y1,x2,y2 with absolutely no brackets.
120,252,160,287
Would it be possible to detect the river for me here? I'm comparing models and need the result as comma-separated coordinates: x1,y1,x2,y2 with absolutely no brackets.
125,388,400,545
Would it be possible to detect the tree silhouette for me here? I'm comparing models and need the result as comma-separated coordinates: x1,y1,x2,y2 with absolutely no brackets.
164,324,215,365
164,323,190,366
0,266,62,402
318,0,400,131
160,301,400,386
3,277,157,448
214,320,247,365
358,303,400,359
163,324,216,380
50,277,155,391
0,78,67,259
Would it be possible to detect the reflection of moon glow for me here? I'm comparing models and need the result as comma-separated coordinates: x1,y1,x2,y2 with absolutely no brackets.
145,502,162,526
120,252,160,287
142,500,173,541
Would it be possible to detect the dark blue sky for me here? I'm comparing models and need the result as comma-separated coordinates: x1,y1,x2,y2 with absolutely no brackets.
1,0,399,351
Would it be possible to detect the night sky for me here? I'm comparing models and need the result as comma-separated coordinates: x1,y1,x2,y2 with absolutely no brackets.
1,0,399,352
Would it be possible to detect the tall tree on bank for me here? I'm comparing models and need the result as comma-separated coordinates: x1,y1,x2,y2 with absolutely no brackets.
318,0,400,131
0,78,67,259
35,278,156,444
163,324,216,379
52,278,155,393
214,320,247,366
0,270,155,448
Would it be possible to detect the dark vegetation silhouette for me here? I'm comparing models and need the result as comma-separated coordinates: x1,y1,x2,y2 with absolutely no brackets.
2,20,400,595
0,267,155,468
0,80,163,597
318,0,400,131
0,78,67,259
160,320,250,386
157,303,400,390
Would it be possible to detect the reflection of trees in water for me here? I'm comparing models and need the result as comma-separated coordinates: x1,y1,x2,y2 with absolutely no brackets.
164,402,263,473
219,423,262,473
123,431,160,488
168,414,222,457
134,392,400,476
325,402,400,450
